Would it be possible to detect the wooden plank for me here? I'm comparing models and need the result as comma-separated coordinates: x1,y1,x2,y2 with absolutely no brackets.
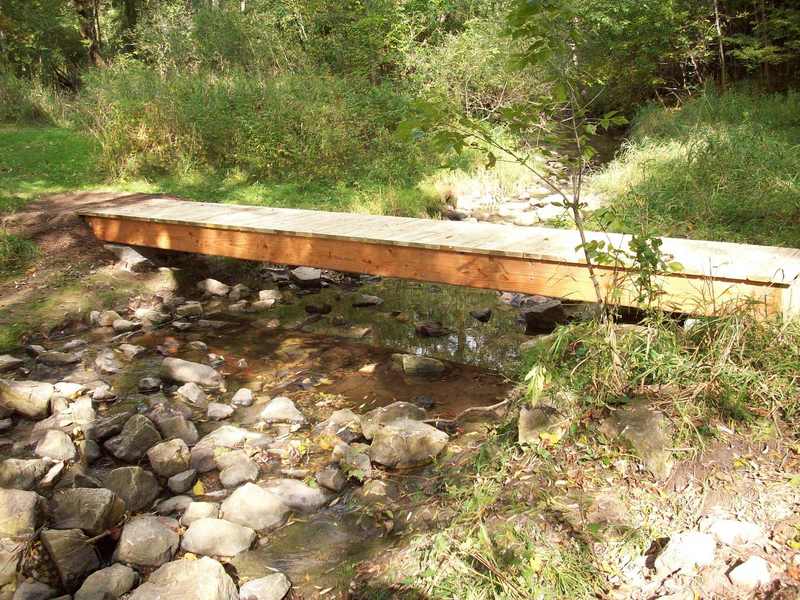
83,215,789,317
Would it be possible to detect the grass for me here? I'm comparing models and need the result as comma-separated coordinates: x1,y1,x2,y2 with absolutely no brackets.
591,87,800,246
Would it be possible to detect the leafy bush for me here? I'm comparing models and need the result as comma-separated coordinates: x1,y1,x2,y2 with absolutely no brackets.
592,88,800,246
78,64,430,184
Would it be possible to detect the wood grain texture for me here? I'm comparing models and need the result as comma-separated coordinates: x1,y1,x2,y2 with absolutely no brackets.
84,215,789,316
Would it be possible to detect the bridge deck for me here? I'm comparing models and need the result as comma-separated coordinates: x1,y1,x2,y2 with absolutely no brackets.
79,197,800,316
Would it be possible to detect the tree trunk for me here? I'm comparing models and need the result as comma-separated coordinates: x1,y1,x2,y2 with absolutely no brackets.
73,0,105,67
713,0,727,90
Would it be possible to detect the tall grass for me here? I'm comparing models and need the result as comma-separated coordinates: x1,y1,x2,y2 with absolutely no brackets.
0,232,37,276
592,88,800,246
0,71,72,126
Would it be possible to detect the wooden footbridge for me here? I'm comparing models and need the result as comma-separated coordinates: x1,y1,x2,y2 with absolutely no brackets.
79,197,800,317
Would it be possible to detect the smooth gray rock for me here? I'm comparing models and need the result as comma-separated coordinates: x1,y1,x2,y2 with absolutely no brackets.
360,402,426,440
289,267,321,288
220,483,289,532
49,488,125,536
207,402,234,421
53,382,85,399
0,380,53,419
198,279,231,296
231,388,254,407
137,377,161,393
40,528,100,591
75,562,138,599
0,459,51,490
369,418,448,468
152,411,199,447
155,495,192,516
94,349,122,375
112,319,140,334
118,343,145,361
38,351,81,366
167,469,197,493
334,444,372,480
88,411,132,442
315,464,346,492
0,356,23,373
11,581,57,600
314,408,362,443
521,299,567,334
191,426,271,473
351,294,383,308
104,415,162,462
35,430,76,462
238,573,291,600
729,555,771,590
390,354,446,378
147,438,190,477
262,479,329,513
176,302,203,318
103,467,161,513
181,518,256,557
181,501,219,526
259,397,305,425
104,244,153,273
115,516,179,567
0,488,40,537
654,531,716,575
128,556,238,600
176,382,207,408
161,358,223,389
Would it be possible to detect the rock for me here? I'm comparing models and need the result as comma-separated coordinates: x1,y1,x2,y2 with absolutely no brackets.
181,502,219,526
220,483,289,532
138,377,161,393
208,402,235,421
35,430,76,461
11,581,57,600
391,354,446,378
176,301,203,318
115,516,179,567
231,388,254,407
181,518,256,557
49,488,125,536
198,278,231,296
219,457,259,489
191,426,271,473
161,358,223,389
654,531,716,575
103,467,161,513
259,397,305,425
104,415,162,462
0,418,11,431
155,495,192,516
136,307,171,326
369,419,448,468
187,340,208,352
38,461,65,488
316,464,346,492
258,289,282,303
599,401,674,480
315,408,362,443
112,319,140,334
352,294,383,308
0,380,53,418
0,459,51,490
228,283,251,302
361,402,426,440
53,382,85,399
96,310,122,327
262,479,329,512
168,469,197,493
0,356,23,373
414,321,448,337
38,351,81,366
118,343,145,361
703,518,764,547
94,349,122,374
88,411,132,442
152,412,199,447
521,299,567,333
90,382,115,401
518,405,563,445
104,244,153,272
335,444,372,480
469,308,492,323
0,489,40,537
147,438,191,477
40,528,100,591
729,556,771,590
290,267,321,289
238,573,291,600
79,439,101,464
128,556,238,600
74,563,138,600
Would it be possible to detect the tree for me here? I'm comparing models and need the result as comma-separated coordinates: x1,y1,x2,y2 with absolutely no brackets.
72,0,105,66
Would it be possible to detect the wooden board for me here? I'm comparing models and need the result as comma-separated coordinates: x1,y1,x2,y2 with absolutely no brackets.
78,198,800,317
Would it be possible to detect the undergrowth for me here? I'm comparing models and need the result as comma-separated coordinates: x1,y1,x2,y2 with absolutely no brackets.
0,232,37,276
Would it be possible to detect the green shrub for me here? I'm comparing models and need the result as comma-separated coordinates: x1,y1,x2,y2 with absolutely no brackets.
592,88,800,246
0,71,69,125
78,64,431,184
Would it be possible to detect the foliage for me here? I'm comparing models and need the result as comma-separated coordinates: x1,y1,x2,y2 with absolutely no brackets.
592,87,800,246
0,232,37,276
0,71,70,125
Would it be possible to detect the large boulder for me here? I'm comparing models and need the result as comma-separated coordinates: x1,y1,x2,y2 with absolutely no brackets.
220,483,289,532
0,459,51,490
261,479,330,513
49,488,125,536
103,467,161,513
0,380,53,418
368,419,448,468
104,415,162,463
40,528,100,591
129,556,238,600
180,518,256,557
161,358,223,389
360,402,426,440
0,488,41,537
74,563,138,600
147,438,191,477
115,516,179,567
